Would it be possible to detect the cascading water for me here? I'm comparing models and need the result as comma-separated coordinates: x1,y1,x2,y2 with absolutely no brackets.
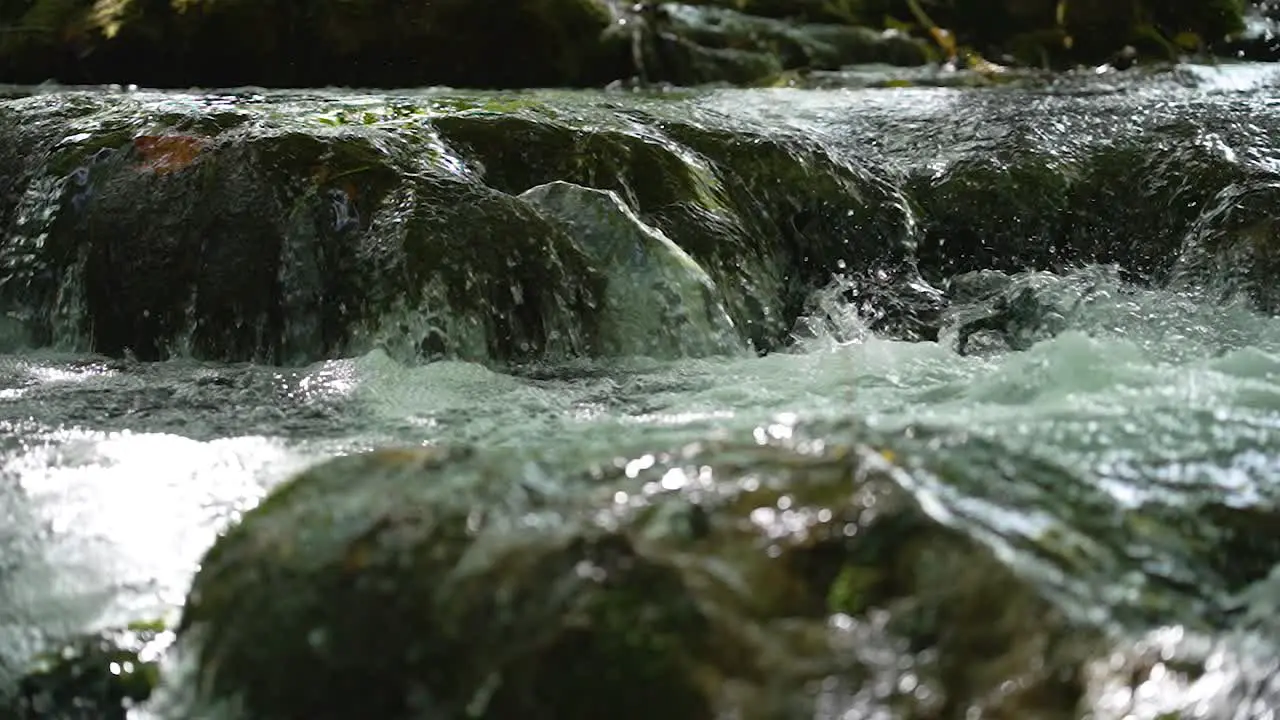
2,63,1280,718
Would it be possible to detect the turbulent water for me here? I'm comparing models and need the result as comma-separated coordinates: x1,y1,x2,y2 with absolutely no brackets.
3,63,1280,717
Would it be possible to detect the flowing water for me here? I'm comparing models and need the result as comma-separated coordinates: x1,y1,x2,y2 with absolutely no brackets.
3,63,1280,717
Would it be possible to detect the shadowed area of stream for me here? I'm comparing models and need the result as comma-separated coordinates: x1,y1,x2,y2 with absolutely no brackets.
2,63,1280,718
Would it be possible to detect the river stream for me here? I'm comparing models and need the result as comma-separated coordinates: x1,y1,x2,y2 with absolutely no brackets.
3,63,1280,718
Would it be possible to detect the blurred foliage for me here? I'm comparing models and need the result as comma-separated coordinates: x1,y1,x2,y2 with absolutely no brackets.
685,0,1247,67
0,0,1255,86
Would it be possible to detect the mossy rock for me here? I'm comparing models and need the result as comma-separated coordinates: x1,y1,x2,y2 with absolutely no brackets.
660,119,919,341
810,0,1245,66
0,99,605,364
176,446,729,720
520,180,744,359
910,150,1073,281
8,621,169,719
1064,135,1247,283
634,3,928,85
0,0,1251,86
0,0,925,88
432,110,788,350
176,430,1121,719
907,117,1252,287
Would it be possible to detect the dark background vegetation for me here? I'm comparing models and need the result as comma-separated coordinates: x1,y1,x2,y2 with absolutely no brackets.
0,1,1263,90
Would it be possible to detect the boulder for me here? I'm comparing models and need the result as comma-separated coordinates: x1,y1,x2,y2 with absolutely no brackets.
520,181,744,359
631,4,929,85
171,433,1109,719
0,94,605,364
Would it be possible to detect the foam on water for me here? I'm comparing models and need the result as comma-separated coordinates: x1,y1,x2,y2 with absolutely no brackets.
2,266,1280,713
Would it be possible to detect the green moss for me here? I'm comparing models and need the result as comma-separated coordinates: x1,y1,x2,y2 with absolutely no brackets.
179,448,730,720
11,623,170,719
826,563,883,614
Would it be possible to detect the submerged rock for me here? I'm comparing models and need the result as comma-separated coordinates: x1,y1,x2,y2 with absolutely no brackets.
520,181,744,358
942,269,1099,355
171,433,1111,719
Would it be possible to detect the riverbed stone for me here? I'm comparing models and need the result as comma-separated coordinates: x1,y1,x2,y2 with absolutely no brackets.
5,82,1280,364
520,180,744,359
173,431,1119,720
21,119,602,364
631,4,929,85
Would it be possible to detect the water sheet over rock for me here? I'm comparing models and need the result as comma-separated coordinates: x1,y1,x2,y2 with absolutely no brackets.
520,181,743,358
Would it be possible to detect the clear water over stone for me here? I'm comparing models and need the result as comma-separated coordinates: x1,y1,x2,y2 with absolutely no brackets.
2,62,1280,717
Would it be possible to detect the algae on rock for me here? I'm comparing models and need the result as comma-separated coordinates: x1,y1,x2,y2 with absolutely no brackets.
0,94,613,364
7,621,170,720
173,431,1114,719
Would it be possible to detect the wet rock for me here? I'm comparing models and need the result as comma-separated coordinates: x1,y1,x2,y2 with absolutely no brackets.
943,270,1091,355
174,433,1117,719
431,110,789,351
5,83,1280,364
908,105,1251,287
658,120,918,340
174,446,724,720
910,152,1072,280
520,181,743,358
0,0,930,89
821,0,1246,67
7,621,170,720
632,4,928,85
1066,135,1247,282
2,90,928,364
1167,179,1280,313
1082,626,1280,720
0,0,1252,87
0,97,603,364
432,107,918,351
880,421,1280,635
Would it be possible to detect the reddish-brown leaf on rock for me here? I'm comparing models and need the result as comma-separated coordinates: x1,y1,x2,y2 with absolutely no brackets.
132,134,211,175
